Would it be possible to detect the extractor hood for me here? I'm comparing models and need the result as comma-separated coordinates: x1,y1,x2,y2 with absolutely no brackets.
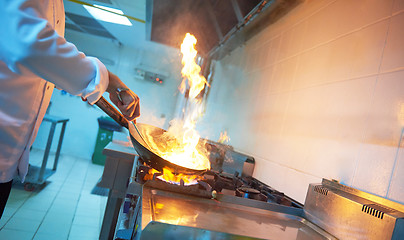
146,0,301,59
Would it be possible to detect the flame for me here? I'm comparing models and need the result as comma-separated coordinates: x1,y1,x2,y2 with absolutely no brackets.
179,33,208,99
147,167,201,186
140,33,210,178
218,131,230,143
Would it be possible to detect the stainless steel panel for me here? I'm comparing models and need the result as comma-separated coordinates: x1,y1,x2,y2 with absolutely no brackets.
140,186,336,240
304,179,404,240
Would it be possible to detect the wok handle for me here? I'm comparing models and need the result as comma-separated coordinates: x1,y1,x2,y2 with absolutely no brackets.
95,96,128,129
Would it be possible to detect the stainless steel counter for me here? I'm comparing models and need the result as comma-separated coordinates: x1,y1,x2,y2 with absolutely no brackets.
99,141,404,240
99,142,138,240
139,185,336,240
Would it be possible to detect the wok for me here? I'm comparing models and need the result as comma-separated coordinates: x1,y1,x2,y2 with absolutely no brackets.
95,96,207,175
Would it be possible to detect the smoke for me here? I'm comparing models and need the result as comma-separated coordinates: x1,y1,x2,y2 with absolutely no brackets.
137,110,166,129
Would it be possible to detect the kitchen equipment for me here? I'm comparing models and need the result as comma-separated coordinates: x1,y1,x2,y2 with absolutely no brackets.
98,142,260,240
138,184,333,240
305,179,404,240
114,164,335,240
116,168,404,240
95,96,207,174
205,140,256,176
21,115,69,191
236,186,268,202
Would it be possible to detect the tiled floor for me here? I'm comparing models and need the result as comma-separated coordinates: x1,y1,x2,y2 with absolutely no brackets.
0,149,107,240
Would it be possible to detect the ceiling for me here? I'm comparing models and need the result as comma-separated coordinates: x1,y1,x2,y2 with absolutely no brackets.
146,0,301,59
146,0,261,56
63,0,300,58
63,0,147,48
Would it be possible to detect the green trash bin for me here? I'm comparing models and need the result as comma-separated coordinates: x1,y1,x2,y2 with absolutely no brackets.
92,116,123,165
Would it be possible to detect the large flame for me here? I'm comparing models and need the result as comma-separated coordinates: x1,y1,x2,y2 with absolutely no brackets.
141,33,210,174
179,33,208,99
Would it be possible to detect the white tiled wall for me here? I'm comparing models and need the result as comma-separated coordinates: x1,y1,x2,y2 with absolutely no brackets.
199,0,404,204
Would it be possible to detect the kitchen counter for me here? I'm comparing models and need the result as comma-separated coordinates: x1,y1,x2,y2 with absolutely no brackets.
98,142,138,194
99,141,138,240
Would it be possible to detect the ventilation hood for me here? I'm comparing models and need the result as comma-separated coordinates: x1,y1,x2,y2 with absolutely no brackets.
146,0,301,59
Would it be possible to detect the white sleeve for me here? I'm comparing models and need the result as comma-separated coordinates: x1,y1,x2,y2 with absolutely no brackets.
0,0,108,104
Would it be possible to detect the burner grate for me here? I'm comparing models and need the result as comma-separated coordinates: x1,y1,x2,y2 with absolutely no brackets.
135,165,303,207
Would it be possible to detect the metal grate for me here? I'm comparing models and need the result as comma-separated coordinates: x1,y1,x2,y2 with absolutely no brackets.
314,185,328,196
361,204,395,219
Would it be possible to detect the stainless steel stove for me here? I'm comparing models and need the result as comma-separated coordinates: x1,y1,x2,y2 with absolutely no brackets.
134,184,333,239
114,166,334,240
99,142,404,240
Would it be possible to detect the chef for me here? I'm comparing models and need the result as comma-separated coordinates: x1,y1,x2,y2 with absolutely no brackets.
0,0,140,218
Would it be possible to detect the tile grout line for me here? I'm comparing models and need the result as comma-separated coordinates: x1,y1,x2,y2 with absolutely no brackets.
66,159,92,240
0,186,35,231
381,0,398,198
31,156,78,240
0,151,53,233
349,0,394,188
386,127,404,198
253,0,339,48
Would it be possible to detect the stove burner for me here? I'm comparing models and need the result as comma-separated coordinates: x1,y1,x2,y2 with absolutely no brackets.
236,187,268,202
135,165,302,208
237,187,260,194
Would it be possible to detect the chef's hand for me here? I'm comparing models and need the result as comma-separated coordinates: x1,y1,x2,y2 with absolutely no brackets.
106,71,140,122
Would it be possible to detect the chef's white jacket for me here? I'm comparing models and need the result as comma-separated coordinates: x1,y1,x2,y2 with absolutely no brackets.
0,0,109,183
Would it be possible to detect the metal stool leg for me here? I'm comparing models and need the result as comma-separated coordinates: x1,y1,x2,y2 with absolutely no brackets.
53,122,67,171
38,122,56,183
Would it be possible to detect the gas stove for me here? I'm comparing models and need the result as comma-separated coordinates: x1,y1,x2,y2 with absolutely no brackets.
99,142,404,240
134,165,303,208
113,163,335,240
